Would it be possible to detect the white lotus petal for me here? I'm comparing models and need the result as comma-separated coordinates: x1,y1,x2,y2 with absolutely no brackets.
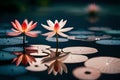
58,32,68,37
41,24,53,31
59,20,67,29
47,20,54,28
47,33,56,40
42,32,55,39
59,19,63,25
60,27,73,32
55,20,58,24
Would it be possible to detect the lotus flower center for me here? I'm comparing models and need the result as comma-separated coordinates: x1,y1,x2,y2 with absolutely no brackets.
22,22,27,32
54,23,59,33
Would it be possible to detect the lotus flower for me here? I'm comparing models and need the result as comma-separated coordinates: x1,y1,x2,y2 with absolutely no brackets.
87,3,100,12
41,19,73,39
48,60,68,75
12,52,36,66
7,19,38,37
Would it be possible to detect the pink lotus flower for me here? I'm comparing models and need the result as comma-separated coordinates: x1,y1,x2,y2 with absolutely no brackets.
12,52,36,66
41,19,73,39
87,3,100,12
48,60,68,75
7,19,38,37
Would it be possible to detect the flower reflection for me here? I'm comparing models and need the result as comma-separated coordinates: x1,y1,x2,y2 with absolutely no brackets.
12,52,36,66
41,49,69,63
88,16,98,23
41,49,69,75
48,59,68,75
86,3,100,23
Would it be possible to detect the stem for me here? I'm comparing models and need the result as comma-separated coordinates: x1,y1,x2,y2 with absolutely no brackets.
23,33,26,54
56,33,59,56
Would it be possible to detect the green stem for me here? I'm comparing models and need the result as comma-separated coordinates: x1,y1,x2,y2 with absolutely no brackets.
23,33,26,54
56,33,59,56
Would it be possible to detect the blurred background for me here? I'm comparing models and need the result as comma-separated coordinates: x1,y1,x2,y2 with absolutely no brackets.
0,0,120,14
0,0,120,26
